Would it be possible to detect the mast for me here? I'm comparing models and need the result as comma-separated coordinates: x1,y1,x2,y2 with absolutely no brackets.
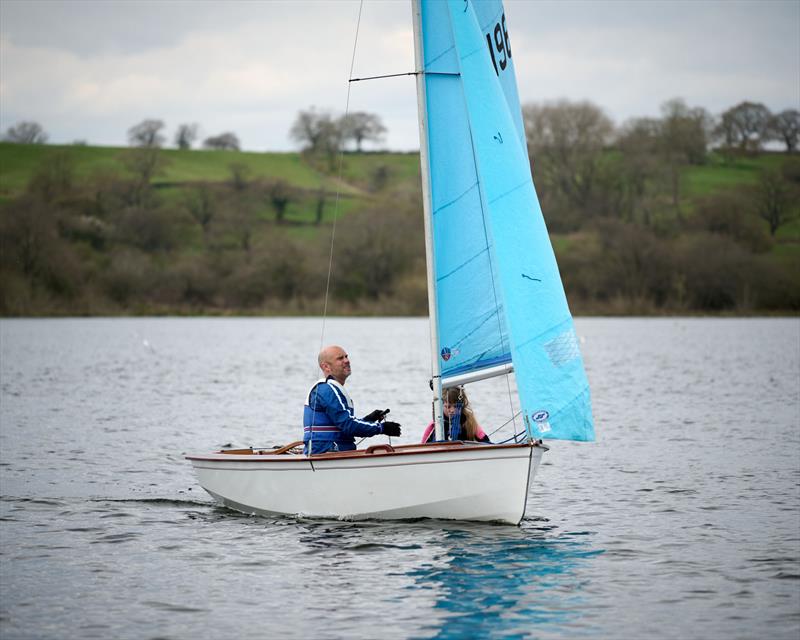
411,0,444,441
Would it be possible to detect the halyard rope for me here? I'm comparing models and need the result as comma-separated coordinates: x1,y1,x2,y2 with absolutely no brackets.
318,0,364,349
309,0,365,464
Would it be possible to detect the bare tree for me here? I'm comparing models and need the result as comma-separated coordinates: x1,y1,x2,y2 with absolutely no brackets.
522,99,614,213
0,196,58,283
289,108,343,167
315,187,326,225
184,185,215,242
290,108,329,151
713,111,737,152
26,150,75,203
340,112,387,151
128,119,166,147
268,180,292,224
203,133,240,151
175,123,199,150
715,102,771,152
228,162,250,191
753,168,797,236
767,109,800,154
120,147,167,207
615,117,662,224
659,98,712,213
4,121,48,144
369,164,390,192
660,99,711,165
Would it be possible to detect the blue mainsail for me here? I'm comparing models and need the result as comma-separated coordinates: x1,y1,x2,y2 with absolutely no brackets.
418,0,595,442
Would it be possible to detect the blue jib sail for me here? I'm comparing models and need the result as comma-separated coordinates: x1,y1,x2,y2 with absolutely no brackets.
420,0,595,442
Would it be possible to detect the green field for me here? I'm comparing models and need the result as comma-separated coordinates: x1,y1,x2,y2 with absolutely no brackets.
0,143,378,198
682,152,794,197
4,142,794,201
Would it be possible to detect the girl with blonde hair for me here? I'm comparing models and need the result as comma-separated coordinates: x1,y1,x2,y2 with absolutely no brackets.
421,387,490,443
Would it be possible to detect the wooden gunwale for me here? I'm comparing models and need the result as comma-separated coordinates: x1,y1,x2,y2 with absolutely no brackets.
185,440,547,463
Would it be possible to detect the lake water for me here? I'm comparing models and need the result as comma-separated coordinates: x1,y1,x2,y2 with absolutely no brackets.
1,317,798,640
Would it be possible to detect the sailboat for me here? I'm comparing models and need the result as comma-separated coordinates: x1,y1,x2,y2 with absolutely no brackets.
186,0,595,526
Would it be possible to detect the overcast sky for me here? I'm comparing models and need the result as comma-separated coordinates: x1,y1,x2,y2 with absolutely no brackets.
1,0,798,152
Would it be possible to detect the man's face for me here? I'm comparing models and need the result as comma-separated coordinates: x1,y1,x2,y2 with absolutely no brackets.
324,347,351,383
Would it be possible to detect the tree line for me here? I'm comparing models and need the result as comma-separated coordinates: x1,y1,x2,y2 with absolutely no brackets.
523,99,798,233
4,99,796,154
3,109,389,156
522,98,799,312
0,97,798,316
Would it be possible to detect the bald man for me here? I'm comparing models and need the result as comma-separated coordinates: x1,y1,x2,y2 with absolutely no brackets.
303,345,401,455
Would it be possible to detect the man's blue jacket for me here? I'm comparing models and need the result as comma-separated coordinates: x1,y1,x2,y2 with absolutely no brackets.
303,378,384,455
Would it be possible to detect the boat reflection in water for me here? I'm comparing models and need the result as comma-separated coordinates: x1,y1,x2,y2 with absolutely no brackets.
405,524,603,637
294,518,603,638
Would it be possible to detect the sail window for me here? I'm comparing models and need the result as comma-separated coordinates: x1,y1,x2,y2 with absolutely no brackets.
543,329,581,367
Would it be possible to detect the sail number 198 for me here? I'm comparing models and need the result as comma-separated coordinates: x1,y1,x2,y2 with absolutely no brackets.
486,13,511,76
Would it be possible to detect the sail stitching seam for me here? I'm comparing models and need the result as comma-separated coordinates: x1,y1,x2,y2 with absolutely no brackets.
432,180,478,216
487,179,529,205
435,247,488,281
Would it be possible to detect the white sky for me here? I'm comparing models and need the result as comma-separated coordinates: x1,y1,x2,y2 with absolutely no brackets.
1,0,798,152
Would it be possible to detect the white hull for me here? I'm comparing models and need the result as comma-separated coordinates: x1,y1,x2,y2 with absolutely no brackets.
187,442,546,525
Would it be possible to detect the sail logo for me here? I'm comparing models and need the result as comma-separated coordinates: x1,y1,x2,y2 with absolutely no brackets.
485,13,512,76
441,347,452,361
531,410,551,433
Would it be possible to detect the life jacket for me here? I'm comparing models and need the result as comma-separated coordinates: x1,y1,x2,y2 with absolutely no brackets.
303,377,356,452
421,417,489,443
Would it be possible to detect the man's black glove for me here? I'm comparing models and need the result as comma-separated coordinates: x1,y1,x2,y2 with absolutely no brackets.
363,408,389,422
381,421,401,437
363,408,390,422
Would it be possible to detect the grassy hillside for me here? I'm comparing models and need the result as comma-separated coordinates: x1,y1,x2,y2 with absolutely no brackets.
682,152,800,243
0,142,797,316
1,141,792,203
0,143,372,198
682,153,790,196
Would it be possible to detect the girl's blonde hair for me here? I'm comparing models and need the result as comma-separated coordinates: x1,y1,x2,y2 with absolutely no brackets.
443,386,478,441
